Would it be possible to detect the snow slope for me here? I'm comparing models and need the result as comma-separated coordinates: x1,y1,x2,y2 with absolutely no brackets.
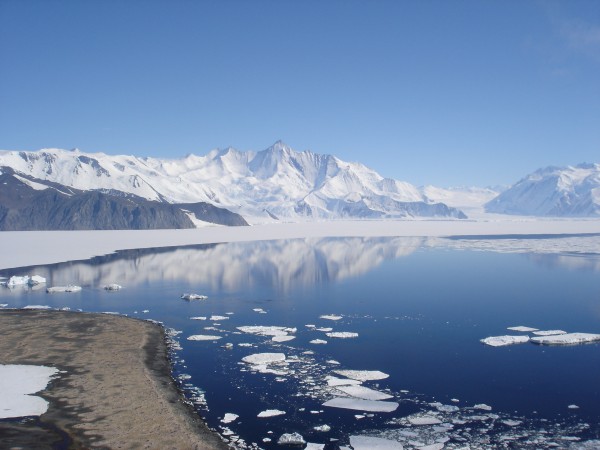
486,163,600,217
0,142,465,222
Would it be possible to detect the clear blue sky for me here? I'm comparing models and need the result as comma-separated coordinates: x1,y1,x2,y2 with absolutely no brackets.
1,0,598,186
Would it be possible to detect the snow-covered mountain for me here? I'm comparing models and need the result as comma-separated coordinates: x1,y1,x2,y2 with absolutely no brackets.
485,163,600,216
0,141,467,223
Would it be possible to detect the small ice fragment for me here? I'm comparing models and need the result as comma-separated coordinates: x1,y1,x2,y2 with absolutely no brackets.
409,416,442,425
323,397,398,412
237,326,296,337
241,353,286,365
502,420,522,426
326,360,340,365
272,335,295,343
305,324,316,328
326,332,358,338
262,438,271,443
210,315,229,321
316,327,333,332
349,435,403,449
103,284,122,291
310,339,327,345
451,398,459,403
507,326,538,332
257,409,286,418
354,414,365,420
532,330,567,336
320,315,343,321
313,425,331,432
181,293,207,300
335,385,393,401
142,309,149,313
277,432,305,445
46,285,81,293
28,275,46,286
531,333,600,345
473,404,492,411
480,335,529,347
187,335,222,341
418,444,444,450
221,413,238,424
190,316,207,320
568,404,580,409
333,370,389,381
253,308,267,313
305,444,325,450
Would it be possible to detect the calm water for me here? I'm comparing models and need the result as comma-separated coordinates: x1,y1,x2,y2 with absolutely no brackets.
1,236,599,449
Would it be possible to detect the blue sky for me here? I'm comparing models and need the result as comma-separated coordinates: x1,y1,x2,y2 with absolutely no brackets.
1,0,598,186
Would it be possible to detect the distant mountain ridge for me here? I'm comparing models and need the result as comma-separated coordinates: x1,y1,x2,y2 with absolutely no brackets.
0,141,467,223
485,163,600,217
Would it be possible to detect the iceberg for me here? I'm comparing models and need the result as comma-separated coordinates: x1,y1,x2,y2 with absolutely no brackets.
333,370,389,381
257,409,286,417
103,283,122,291
277,432,305,445
480,335,530,347
507,326,538,332
532,330,567,336
28,275,46,286
531,332,600,345
180,293,208,300
326,332,358,338
3,275,29,287
46,285,82,293
187,335,222,341
335,385,393,401
349,435,403,449
323,397,398,412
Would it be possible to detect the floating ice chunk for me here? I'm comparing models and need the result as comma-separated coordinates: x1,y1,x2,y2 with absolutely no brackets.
210,315,229,321
272,335,295,343
278,432,305,445
532,330,567,336
327,360,340,365
310,339,328,345
480,335,529,347
253,308,267,313
418,444,444,450
258,409,286,418
305,324,316,328
409,416,442,425
187,335,222,341
305,444,325,450
190,316,207,321
531,333,600,345
242,353,286,365
507,326,538,332
333,370,389,381
237,326,297,337
46,285,81,293
568,404,580,409
316,327,333,332
450,398,459,403
326,332,358,338
355,414,365,420
22,305,52,310
103,284,122,291
502,419,522,426
313,424,331,432
335,385,393,401
221,413,238,424
323,397,398,412
6,276,30,287
181,293,207,300
0,304,8,307
473,404,492,411
28,275,46,286
325,376,362,387
0,364,59,419
349,435,403,449
320,314,343,321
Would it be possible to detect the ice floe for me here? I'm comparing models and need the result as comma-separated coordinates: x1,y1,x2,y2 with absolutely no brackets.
325,376,362,387
473,403,492,411
103,283,122,291
0,364,59,419
221,413,238,424
408,416,443,425
242,352,286,365
253,308,267,313
313,424,331,432
209,315,229,321
350,435,403,449
310,339,328,345
507,325,538,332
568,404,580,409
532,329,567,336
46,285,82,293
335,385,394,401
187,335,222,341
315,327,333,332
333,370,389,381
326,332,358,338
190,316,207,320
322,397,398,412
257,409,286,418
277,432,305,445
531,332,600,345
237,325,297,337
180,293,207,300
480,335,530,347
320,314,343,321
272,335,296,343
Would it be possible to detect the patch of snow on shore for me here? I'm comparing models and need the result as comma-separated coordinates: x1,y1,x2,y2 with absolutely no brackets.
0,364,59,419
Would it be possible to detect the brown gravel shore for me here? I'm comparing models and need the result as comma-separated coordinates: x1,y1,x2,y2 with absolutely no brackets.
0,309,228,449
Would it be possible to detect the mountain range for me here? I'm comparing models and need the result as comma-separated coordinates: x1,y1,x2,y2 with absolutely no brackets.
0,141,598,230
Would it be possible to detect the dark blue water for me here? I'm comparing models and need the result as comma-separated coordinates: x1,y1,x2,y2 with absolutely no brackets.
1,237,599,448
